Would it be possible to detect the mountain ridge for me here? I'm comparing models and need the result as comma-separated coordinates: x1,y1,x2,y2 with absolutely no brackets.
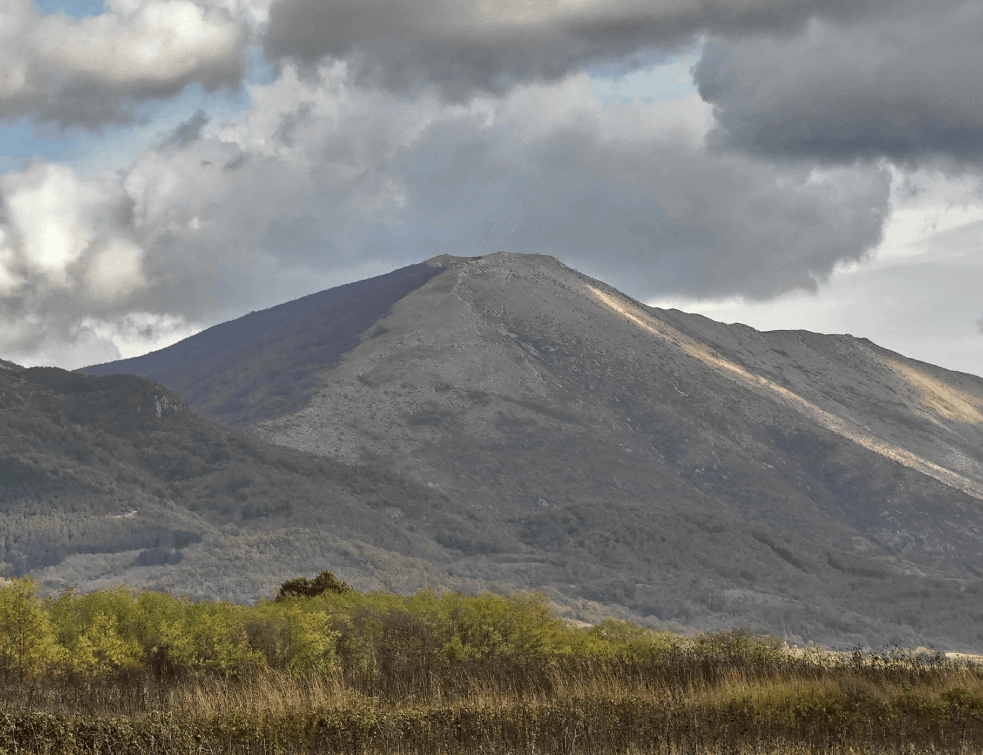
82,262,444,425
589,284,983,503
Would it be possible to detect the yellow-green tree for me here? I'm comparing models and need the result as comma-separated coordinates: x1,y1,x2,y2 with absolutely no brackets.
48,587,142,675
0,577,64,679
158,600,261,675
248,601,339,676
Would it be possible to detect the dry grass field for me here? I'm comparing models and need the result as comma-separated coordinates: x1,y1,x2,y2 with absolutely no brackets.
3,575,983,754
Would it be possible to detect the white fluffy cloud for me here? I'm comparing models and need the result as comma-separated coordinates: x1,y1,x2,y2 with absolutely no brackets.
0,0,246,128
85,238,146,301
0,161,144,294
3,163,98,283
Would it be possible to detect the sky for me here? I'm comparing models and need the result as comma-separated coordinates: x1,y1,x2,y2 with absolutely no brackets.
0,0,981,377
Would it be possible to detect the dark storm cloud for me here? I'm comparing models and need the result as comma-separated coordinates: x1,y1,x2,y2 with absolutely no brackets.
694,2,983,164
263,0,983,167
262,0,910,99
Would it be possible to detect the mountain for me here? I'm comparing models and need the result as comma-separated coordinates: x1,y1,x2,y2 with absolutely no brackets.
52,252,983,649
0,365,511,604
82,262,443,425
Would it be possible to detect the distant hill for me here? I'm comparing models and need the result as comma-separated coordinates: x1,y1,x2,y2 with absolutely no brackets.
52,252,983,650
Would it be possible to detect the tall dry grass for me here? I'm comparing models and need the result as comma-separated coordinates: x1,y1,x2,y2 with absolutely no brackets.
3,578,983,753
3,648,983,753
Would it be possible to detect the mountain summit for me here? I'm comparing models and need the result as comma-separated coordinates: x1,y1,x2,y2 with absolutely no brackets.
71,252,983,648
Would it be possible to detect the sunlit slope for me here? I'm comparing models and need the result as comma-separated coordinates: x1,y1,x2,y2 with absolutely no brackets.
591,286,983,502
651,302,983,498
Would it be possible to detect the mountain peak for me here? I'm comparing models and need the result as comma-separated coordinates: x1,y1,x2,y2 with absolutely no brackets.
427,250,571,272
80,261,445,424
71,255,983,649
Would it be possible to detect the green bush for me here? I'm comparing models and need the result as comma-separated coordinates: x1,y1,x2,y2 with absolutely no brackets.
2,575,607,684
156,599,261,675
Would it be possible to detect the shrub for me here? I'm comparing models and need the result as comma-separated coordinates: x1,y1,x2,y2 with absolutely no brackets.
276,570,353,601
48,587,142,675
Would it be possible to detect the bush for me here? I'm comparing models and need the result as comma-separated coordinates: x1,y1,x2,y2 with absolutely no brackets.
276,570,353,601
48,587,142,674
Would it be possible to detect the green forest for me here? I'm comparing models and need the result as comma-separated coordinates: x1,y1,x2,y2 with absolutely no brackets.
3,573,983,754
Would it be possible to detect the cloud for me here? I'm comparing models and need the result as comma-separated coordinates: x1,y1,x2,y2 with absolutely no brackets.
2,0,980,378
0,72,431,366
159,108,211,149
85,239,146,302
0,161,135,288
654,213,983,378
0,62,896,368
0,0,246,129
262,0,908,100
2,311,201,370
694,2,983,165
0,159,161,364
255,71,893,300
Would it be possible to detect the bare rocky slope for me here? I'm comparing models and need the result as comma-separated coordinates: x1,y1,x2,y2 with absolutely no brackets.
63,252,983,649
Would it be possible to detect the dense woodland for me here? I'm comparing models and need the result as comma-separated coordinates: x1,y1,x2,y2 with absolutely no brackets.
2,574,983,753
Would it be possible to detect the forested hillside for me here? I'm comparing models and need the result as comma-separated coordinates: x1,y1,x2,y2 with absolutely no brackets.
0,364,512,603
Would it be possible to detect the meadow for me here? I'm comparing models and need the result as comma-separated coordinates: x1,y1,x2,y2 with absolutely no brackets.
2,572,983,754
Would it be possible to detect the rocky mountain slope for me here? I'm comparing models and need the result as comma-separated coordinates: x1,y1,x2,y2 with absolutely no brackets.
82,262,443,425
61,252,983,649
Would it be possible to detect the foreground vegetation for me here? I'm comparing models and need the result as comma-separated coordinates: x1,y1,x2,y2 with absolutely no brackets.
2,574,983,753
